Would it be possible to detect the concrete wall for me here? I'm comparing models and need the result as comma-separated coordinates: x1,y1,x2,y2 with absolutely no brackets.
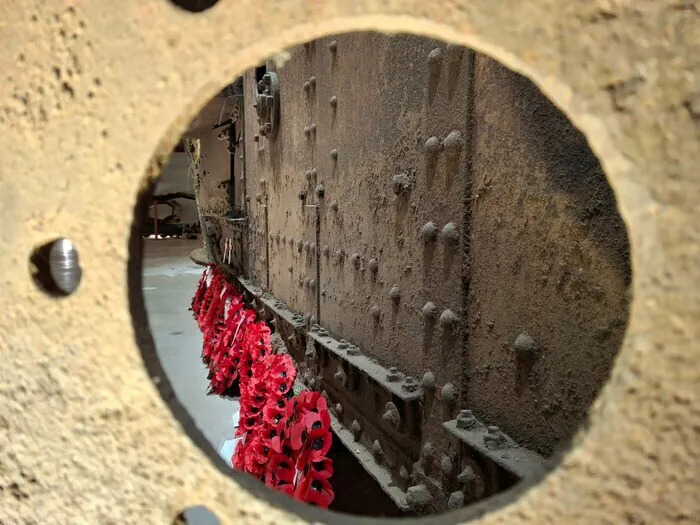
238,33,630,457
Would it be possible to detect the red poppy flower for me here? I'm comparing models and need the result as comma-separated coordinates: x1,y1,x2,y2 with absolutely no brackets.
294,469,334,508
297,427,332,466
266,453,295,487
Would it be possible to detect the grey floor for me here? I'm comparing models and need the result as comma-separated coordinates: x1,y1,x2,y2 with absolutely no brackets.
142,239,239,465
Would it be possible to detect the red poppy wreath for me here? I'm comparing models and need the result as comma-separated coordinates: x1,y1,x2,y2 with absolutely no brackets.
191,265,335,508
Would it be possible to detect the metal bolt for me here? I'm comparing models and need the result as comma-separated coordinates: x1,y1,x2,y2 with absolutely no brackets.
309,76,316,88
287,265,293,273
457,409,476,429
346,345,361,356
304,126,311,138
315,184,325,198
303,81,311,92
402,376,419,392
45,238,82,295
310,123,317,135
328,40,338,53
370,304,381,320
330,95,338,108
330,200,339,212
330,148,338,160
386,367,401,382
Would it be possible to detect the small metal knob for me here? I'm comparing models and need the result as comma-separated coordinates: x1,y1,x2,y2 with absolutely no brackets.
48,238,82,295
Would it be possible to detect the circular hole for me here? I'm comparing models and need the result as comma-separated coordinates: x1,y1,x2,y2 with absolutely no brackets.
30,238,82,297
169,0,219,13
174,506,221,525
133,31,631,519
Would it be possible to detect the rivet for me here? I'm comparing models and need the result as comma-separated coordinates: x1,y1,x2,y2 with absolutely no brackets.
372,440,384,461
389,286,401,303
288,237,295,246
441,382,457,404
310,315,317,325
421,371,436,389
368,258,379,274
269,233,274,241
315,184,325,198
420,221,438,243
335,249,344,264
305,169,313,181
310,242,316,254
296,240,303,253
406,485,433,509
440,309,459,328
427,47,444,73
318,328,328,337
334,366,347,386
391,172,411,195
44,238,82,296
330,200,339,212
422,301,438,320
303,277,310,288
514,332,537,357
370,304,381,320
275,233,280,243
383,402,401,429
309,76,316,88
351,420,362,440
310,168,318,178
310,123,317,135
350,253,360,268
424,136,442,162
245,195,251,202
304,126,311,138
441,222,459,244
287,265,293,273
322,245,330,257
303,241,310,252
309,279,316,290
298,189,306,200
330,148,338,160
456,409,476,429
402,376,419,392
302,313,311,326
303,81,311,92
448,491,465,510
330,95,338,108
443,130,463,156
457,466,475,484
328,40,338,53
386,367,401,382
338,339,349,350
441,456,454,476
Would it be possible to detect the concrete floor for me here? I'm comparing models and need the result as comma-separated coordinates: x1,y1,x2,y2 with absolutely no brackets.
142,238,239,465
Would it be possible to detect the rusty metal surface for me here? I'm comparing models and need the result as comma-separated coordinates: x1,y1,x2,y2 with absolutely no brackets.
0,0,698,524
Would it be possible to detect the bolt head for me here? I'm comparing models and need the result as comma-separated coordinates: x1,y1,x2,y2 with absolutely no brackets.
330,95,338,108
328,40,338,53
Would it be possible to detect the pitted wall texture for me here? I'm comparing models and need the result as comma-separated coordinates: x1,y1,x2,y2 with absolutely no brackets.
0,1,698,524
241,33,631,457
